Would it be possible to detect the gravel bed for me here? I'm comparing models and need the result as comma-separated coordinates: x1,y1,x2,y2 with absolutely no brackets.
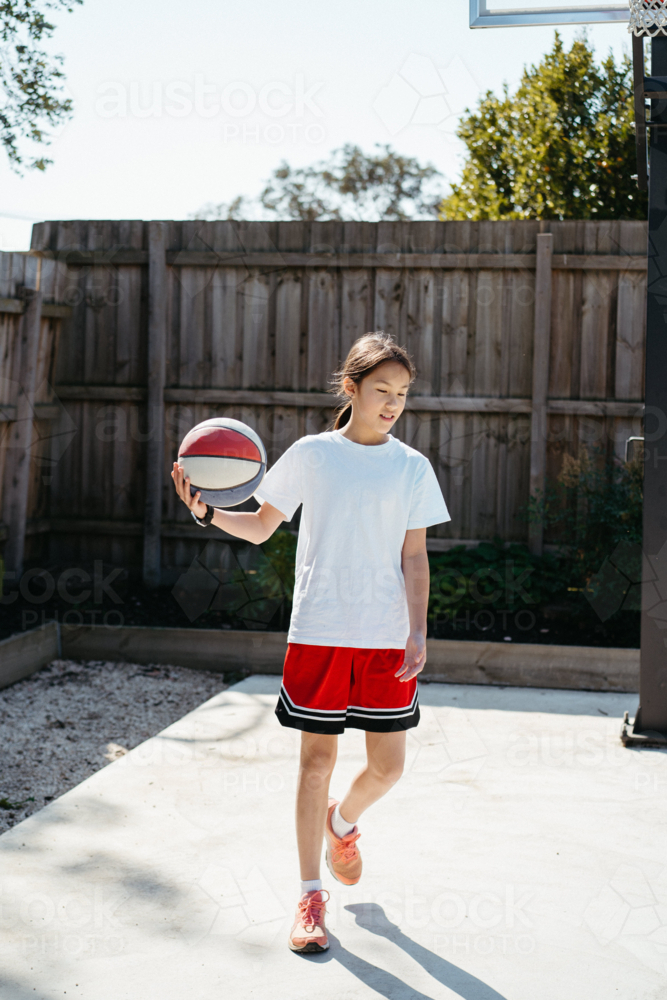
0,659,228,835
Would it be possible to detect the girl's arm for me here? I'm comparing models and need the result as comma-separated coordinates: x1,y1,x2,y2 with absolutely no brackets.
171,462,286,544
395,527,430,682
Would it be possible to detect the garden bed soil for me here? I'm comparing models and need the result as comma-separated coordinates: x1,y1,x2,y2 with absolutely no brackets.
0,658,229,835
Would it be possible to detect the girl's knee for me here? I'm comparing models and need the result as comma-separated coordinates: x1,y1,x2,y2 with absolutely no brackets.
370,757,404,787
300,737,337,777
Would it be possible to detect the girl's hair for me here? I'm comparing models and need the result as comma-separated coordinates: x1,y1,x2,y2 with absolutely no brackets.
328,331,416,430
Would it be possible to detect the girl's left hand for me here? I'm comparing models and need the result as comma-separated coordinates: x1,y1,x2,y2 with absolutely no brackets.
395,632,427,683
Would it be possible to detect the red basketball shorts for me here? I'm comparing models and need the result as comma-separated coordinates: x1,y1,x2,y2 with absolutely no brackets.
275,643,420,735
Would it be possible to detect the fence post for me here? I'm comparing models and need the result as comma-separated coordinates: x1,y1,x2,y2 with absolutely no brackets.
143,222,168,588
3,288,43,577
528,232,553,556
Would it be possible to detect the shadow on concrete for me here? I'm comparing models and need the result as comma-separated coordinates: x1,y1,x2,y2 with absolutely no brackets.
300,904,508,1000
0,974,56,1000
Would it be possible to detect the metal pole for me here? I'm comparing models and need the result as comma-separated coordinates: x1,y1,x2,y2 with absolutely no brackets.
631,35,667,739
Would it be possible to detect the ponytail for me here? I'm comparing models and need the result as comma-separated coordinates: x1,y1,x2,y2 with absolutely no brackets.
328,331,416,430
333,401,352,429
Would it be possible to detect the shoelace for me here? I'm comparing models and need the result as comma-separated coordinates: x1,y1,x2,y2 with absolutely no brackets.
298,890,330,931
332,831,361,864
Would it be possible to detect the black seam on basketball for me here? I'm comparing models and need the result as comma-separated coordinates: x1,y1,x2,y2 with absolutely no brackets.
179,454,262,462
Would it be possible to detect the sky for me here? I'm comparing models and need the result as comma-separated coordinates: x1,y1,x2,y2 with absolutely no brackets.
0,0,634,250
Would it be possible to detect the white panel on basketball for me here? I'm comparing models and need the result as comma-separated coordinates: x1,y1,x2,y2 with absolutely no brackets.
179,456,262,489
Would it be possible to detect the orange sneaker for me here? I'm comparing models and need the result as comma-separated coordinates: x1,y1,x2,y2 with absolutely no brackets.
324,798,362,885
288,889,330,953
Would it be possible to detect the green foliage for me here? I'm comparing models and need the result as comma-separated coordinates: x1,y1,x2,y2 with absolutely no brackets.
1,0,82,171
428,537,564,623
526,446,643,587
192,144,443,222
0,795,34,809
441,32,647,221
260,530,568,625
260,529,298,600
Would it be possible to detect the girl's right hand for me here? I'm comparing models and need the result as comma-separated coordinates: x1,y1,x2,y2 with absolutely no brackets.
171,462,208,519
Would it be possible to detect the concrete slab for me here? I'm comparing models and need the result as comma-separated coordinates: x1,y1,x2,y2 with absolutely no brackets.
1,678,665,1000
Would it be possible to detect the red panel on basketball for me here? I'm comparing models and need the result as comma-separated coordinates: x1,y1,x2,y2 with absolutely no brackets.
179,426,262,462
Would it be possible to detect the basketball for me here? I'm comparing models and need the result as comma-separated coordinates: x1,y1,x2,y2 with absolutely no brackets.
177,417,267,507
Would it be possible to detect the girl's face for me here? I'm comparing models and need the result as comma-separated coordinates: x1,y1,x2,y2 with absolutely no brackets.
343,361,411,436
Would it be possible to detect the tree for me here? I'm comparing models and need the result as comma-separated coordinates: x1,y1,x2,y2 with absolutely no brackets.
441,32,647,221
1,0,82,172
191,144,443,222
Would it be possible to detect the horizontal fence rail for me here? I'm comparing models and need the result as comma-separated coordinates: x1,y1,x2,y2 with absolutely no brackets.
30,249,649,270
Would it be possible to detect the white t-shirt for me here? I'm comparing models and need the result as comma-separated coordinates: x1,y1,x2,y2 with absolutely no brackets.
254,430,451,649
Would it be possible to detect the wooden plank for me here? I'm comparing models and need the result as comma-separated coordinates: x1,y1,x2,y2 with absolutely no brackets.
274,271,302,390
504,414,531,540
615,270,646,400
0,623,60,691
469,413,498,539
306,269,340,391
178,267,207,386
440,271,470,396
506,269,535,398
49,622,640,689
58,624,290,674
432,413,464,540
168,251,645,270
529,233,553,555
374,269,404,339
241,272,272,388
143,222,168,588
35,248,148,265
340,270,373,360
0,297,24,314
210,267,242,388
404,271,435,394
580,271,614,399
0,298,72,317
2,289,43,574
30,247,650,270
473,271,504,396
115,267,144,386
41,303,72,318
547,400,644,417
48,383,644,415
548,269,580,400
54,384,147,400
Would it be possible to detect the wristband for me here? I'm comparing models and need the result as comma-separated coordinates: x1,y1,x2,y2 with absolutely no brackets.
191,504,214,527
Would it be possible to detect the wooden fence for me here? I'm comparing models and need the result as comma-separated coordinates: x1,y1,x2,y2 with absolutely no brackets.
0,219,647,585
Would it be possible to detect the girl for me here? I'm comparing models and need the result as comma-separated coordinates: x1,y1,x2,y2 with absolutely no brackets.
171,331,450,954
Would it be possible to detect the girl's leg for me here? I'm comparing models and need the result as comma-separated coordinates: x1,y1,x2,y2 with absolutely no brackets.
338,730,406,824
296,731,338,879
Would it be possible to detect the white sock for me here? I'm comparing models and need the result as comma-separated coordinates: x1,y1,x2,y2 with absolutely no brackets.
300,878,322,895
331,804,356,839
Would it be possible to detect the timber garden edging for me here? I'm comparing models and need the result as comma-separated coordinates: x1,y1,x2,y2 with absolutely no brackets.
0,624,639,694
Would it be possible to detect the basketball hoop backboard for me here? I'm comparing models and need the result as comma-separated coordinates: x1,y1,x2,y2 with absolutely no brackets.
470,0,629,27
